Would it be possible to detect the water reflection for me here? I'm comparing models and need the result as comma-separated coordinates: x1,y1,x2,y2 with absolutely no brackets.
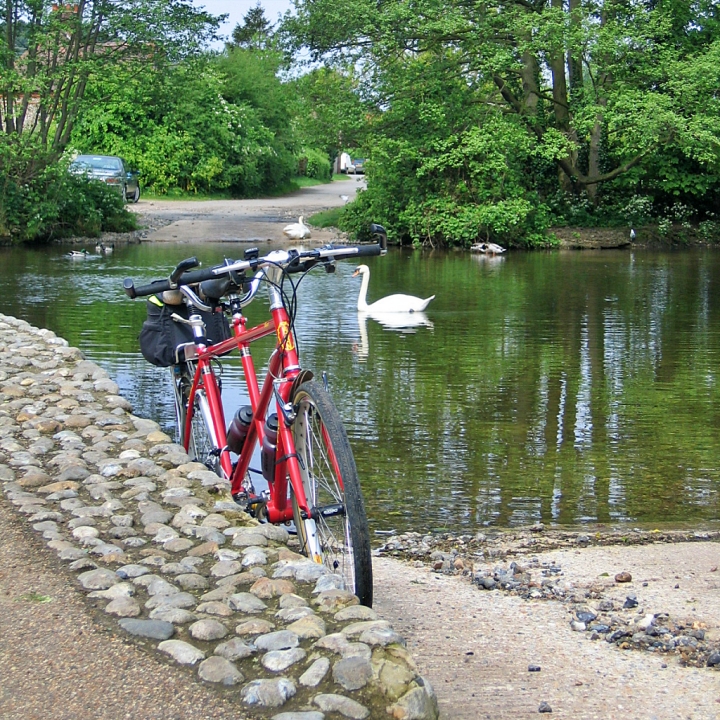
355,311,434,360
1,243,720,534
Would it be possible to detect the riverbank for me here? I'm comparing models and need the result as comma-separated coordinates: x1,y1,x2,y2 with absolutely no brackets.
0,314,437,720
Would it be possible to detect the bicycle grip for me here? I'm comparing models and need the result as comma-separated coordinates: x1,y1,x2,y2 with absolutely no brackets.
353,243,384,257
170,257,200,284
124,264,240,299
124,277,172,298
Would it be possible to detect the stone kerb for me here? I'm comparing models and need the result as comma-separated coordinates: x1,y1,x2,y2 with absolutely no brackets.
0,314,439,720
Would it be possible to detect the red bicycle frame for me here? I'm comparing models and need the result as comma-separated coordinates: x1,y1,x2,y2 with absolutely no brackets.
181,301,313,525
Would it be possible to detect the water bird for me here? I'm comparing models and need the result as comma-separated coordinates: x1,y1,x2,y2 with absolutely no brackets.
282,216,311,240
340,194,350,205
95,242,114,254
352,264,435,313
470,242,506,254
630,228,636,241
68,249,90,258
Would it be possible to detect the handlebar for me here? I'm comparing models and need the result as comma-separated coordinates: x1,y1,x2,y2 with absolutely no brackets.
123,223,388,300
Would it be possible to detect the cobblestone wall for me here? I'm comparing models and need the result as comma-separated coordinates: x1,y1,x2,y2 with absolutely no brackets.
0,314,438,720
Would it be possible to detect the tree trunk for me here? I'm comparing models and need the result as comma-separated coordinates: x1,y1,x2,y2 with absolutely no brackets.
567,0,584,95
550,0,575,193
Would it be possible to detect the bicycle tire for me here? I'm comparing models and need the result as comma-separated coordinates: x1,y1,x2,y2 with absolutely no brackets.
290,380,373,607
173,364,223,477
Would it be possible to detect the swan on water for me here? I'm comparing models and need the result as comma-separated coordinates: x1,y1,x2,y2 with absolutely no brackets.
352,264,435,313
283,216,312,240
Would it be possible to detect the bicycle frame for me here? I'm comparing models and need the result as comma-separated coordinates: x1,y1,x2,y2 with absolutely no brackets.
180,283,313,526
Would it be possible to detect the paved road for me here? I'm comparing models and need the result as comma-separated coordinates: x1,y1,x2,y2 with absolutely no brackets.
130,176,365,244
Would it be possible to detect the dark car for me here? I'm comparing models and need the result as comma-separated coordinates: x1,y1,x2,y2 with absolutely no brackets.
70,154,140,203
348,158,365,174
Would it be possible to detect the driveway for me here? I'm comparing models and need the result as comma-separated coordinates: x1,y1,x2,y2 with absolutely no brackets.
129,176,365,244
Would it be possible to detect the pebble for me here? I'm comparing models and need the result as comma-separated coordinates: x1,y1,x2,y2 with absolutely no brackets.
0,315,439,720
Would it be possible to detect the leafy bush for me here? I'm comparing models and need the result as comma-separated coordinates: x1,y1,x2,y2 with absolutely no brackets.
0,139,136,244
300,148,332,181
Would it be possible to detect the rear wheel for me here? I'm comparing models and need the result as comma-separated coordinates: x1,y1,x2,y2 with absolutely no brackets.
131,185,140,203
290,380,373,607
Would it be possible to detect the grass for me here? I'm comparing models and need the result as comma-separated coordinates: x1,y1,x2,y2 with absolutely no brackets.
307,206,346,229
19,592,53,603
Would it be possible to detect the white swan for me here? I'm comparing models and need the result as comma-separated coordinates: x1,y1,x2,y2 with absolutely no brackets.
352,264,435,313
283,216,311,240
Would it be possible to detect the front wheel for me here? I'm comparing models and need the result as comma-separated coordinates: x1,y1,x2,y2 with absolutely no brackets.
172,364,223,477
290,380,373,607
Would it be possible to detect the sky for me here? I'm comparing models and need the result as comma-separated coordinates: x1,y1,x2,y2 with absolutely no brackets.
197,0,293,44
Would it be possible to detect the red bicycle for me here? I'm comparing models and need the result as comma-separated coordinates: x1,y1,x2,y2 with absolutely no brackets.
123,226,387,607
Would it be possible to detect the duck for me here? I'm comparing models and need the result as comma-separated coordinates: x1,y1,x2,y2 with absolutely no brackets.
282,216,311,240
68,249,90,258
95,242,114,254
352,264,435,313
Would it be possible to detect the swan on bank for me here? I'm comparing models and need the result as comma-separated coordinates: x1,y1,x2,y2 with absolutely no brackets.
283,216,312,240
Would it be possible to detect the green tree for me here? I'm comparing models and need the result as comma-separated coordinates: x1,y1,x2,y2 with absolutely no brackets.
291,67,370,160
1,0,220,168
231,3,274,49
0,0,219,241
286,0,720,245
71,57,288,196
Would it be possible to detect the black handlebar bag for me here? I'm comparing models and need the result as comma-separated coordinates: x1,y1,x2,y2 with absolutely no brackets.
138,297,231,367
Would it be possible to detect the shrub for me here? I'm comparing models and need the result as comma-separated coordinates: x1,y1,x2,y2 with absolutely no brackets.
0,139,136,244
300,148,332,182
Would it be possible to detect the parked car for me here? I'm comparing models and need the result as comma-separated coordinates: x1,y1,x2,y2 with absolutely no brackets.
348,158,365,174
70,154,140,203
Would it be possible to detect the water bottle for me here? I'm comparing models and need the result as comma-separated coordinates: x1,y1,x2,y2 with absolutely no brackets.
226,405,253,454
261,413,279,483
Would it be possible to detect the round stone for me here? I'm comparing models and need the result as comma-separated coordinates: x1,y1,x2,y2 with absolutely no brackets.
241,678,296,708
158,640,205,665
77,568,119,590
104,596,141,617
198,656,243,685
118,618,175,640
299,657,330,687
228,592,267,614
189,619,228,641
261,648,306,672
255,630,299,652
215,638,256,661
332,656,373,690
313,694,369,719
149,607,197,624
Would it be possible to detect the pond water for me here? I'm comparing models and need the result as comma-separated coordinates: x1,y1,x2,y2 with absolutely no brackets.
2,242,720,536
